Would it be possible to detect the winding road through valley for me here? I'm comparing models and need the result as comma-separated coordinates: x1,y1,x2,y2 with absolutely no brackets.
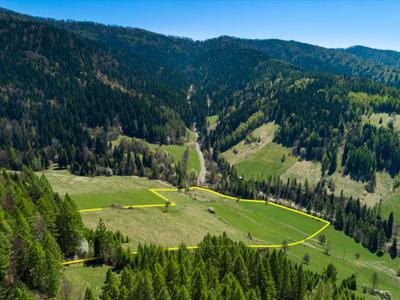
194,125,206,185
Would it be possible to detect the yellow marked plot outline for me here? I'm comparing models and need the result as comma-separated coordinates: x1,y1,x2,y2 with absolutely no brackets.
66,186,330,265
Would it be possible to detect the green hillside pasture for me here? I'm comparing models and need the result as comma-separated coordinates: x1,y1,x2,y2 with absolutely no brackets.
283,161,396,208
210,200,324,245
235,143,297,178
71,188,399,298
192,192,399,298
207,115,219,131
39,169,169,196
381,190,400,223
288,227,400,299
366,112,400,131
80,190,324,250
71,189,164,210
222,122,277,165
151,144,201,175
63,265,110,299
80,191,256,250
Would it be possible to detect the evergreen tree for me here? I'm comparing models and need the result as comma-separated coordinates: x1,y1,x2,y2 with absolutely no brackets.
389,237,398,259
232,255,250,291
56,194,83,258
158,287,171,300
0,231,11,282
191,267,207,300
176,286,191,300
84,288,96,300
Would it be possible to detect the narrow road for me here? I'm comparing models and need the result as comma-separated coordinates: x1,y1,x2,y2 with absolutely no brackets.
194,125,206,185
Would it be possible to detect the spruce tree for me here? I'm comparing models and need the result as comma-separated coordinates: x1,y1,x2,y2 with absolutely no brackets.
56,194,83,257
233,254,250,291
84,288,96,300
158,287,171,300
389,237,398,259
175,286,191,300
191,267,207,300
0,231,11,282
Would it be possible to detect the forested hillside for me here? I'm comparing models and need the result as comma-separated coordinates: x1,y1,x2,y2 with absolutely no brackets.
2,7,400,190
343,45,400,68
217,37,400,88
0,9,189,172
0,168,83,298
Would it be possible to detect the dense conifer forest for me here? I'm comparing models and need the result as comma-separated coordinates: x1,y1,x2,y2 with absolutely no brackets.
0,168,83,298
96,234,363,300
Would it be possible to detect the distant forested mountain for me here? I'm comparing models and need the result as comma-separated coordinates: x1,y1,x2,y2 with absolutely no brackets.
1,7,400,184
211,37,400,88
343,45,400,68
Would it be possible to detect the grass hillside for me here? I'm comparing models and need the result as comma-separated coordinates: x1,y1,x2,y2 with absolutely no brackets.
207,114,219,131
366,112,400,131
50,171,399,299
224,123,399,221
222,122,297,178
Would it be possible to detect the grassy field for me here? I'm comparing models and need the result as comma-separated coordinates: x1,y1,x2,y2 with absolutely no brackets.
63,265,109,299
234,143,297,178
222,122,297,178
149,144,201,175
80,190,325,248
207,114,219,131
282,159,398,216
366,112,400,131
40,170,399,298
382,190,400,223
210,200,324,245
39,169,170,196
70,187,399,299
288,227,400,299
71,190,164,209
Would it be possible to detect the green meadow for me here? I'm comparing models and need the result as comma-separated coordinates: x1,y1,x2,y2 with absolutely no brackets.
40,170,399,299
71,189,163,209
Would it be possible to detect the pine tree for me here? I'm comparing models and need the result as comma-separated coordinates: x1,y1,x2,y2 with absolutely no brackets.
165,258,179,297
84,288,96,300
191,267,207,300
119,286,128,300
233,255,250,291
334,206,344,231
158,287,171,300
176,286,191,300
389,238,398,259
232,283,246,300
140,270,155,300
102,269,120,300
26,240,47,291
56,194,83,257
43,232,63,296
152,264,167,297
0,231,11,282
386,212,394,239
245,289,259,300
324,263,337,282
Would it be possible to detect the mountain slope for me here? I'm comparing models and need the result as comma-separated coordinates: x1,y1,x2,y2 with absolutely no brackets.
343,45,400,68
217,36,400,88
0,10,190,171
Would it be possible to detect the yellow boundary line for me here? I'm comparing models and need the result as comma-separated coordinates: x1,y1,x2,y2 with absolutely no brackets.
65,186,330,265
